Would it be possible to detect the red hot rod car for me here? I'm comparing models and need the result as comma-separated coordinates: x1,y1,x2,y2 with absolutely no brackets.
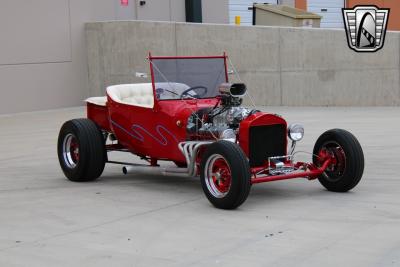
58,54,364,209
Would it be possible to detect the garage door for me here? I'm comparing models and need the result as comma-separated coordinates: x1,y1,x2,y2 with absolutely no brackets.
307,0,344,28
229,0,278,25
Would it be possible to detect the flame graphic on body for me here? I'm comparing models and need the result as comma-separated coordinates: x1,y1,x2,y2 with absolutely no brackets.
111,120,178,146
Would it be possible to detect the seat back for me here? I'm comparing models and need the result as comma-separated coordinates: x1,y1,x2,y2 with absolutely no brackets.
106,84,154,108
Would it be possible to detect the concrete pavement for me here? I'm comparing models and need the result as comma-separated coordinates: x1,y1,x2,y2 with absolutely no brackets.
0,106,399,266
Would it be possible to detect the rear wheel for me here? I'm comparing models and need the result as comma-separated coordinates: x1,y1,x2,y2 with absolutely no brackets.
200,141,251,209
313,129,364,192
57,119,106,182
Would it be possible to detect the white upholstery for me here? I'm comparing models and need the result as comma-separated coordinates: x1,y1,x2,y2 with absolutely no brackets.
85,96,107,106
106,83,154,108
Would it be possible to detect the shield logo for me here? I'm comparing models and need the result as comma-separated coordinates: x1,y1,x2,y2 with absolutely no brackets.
342,6,390,52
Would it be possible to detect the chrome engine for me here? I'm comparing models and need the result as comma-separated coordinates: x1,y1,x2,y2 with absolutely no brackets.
187,106,255,138
186,83,258,140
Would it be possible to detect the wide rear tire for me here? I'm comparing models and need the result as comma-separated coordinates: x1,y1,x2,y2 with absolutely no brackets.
57,119,106,182
200,141,251,209
313,129,364,192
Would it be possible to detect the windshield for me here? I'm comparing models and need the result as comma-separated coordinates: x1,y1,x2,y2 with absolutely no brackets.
150,57,228,100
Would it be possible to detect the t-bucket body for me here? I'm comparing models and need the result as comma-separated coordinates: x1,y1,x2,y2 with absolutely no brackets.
58,53,364,209
87,55,288,170
103,55,226,162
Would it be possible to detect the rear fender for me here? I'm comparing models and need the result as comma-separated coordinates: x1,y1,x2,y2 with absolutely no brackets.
87,102,111,131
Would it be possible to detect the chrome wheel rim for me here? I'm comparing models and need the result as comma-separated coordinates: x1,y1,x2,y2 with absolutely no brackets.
62,133,79,168
204,154,232,198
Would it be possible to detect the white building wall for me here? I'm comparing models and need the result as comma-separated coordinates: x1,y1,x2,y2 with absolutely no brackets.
0,0,121,114
0,0,229,114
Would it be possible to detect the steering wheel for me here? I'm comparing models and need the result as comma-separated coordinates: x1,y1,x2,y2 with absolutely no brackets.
180,86,208,99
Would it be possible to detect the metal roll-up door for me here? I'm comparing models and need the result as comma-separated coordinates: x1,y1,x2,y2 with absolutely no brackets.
307,0,344,28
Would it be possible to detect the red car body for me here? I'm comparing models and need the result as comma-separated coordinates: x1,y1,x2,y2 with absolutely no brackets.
87,55,327,182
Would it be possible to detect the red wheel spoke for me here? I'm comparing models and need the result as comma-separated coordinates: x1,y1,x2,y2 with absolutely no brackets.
318,141,347,181
208,155,232,197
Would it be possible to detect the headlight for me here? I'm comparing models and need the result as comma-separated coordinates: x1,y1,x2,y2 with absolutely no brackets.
288,124,304,141
220,128,236,142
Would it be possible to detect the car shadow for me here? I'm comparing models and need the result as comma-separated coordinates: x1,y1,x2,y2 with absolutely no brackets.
94,171,338,208
98,171,201,189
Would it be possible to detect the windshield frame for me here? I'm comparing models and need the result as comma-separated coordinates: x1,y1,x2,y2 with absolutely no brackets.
148,53,229,102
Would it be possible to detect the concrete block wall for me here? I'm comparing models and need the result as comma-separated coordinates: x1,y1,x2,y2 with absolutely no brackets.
86,21,400,106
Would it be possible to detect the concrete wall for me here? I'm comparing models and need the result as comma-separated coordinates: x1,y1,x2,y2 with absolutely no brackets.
254,6,321,28
86,21,400,106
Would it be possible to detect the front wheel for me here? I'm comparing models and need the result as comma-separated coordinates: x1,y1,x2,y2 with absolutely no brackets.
313,129,364,192
200,141,251,209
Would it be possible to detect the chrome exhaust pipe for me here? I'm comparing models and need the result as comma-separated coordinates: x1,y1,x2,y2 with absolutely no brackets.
122,166,133,175
161,167,189,175
122,166,189,176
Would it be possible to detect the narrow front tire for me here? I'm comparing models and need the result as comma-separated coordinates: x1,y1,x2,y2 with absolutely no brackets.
200,141,251,209
313,129,364,192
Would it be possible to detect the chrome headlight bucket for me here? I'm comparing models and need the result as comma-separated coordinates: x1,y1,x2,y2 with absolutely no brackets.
288,124,304,142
